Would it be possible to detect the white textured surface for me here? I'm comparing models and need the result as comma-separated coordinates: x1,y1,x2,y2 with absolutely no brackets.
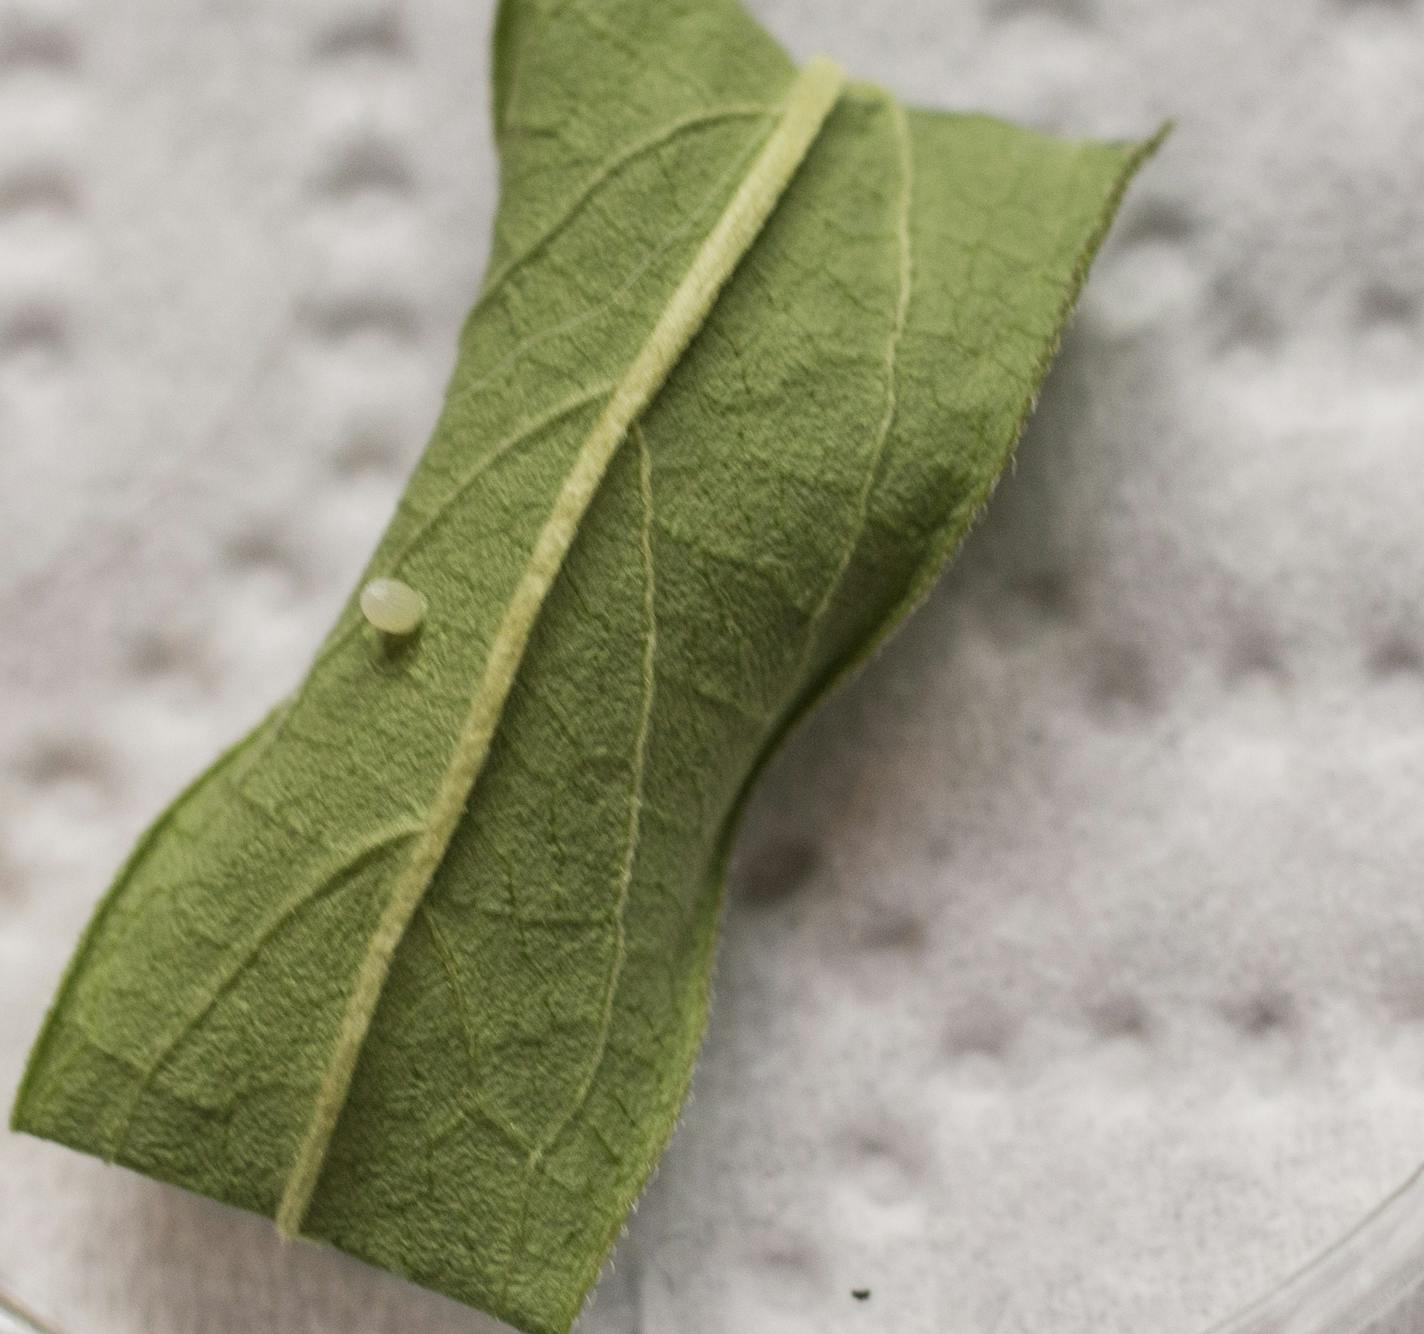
2,1,1423,1331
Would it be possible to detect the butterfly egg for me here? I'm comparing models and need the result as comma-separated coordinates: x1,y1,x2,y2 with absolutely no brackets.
360,577,426,637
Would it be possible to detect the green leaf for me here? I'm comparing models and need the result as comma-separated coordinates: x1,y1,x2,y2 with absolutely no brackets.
12,1,1163,1330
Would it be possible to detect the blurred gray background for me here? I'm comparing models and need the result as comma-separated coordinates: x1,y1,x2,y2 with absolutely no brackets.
2,0,1423,1330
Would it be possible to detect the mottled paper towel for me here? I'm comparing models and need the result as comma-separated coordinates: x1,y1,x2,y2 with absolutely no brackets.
2,0,1422,1331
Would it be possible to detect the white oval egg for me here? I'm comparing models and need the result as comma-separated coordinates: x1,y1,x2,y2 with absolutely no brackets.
360,577,426,637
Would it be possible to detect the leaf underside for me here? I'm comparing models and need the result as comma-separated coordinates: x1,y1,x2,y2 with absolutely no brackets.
12,1,1162,1330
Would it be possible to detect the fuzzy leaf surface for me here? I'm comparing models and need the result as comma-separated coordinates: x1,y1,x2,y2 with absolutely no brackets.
14,2,1161,1330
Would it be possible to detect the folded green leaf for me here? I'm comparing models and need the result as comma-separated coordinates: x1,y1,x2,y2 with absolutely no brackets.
12,1,1163,1330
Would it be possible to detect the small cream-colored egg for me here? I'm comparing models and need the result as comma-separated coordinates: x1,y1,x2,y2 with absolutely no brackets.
360,577,426,636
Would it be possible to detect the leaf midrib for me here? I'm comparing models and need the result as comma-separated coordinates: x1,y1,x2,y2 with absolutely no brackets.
271,53,849,1239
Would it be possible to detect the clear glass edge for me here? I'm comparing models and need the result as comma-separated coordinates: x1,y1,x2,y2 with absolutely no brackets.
1203,1161,1424,1334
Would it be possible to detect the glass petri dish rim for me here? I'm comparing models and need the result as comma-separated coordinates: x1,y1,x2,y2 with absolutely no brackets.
1205,1160,1424,1334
